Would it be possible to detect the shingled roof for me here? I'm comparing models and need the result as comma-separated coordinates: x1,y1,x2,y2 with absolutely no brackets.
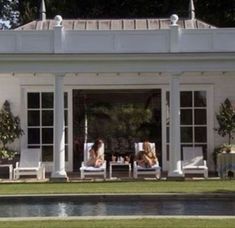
15,18,215,31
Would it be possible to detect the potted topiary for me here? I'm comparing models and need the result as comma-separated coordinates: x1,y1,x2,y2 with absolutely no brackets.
214,98,235,166
0,100,24,163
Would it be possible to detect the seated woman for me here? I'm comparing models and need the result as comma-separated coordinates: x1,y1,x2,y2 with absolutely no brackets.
86,139,104,167
136,140,158,168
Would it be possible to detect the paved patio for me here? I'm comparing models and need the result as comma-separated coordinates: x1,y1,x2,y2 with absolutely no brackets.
0,170,223,183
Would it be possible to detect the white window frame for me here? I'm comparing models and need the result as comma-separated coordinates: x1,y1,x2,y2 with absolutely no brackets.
21,87,73,172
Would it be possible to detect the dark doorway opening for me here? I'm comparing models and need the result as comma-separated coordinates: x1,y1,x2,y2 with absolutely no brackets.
73,89,162,171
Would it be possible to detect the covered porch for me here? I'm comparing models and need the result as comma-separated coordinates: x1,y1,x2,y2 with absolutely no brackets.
1,15,235,180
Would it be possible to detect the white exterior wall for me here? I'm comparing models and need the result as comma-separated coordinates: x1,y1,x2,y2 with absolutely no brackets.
0,75,21,152
0,75,20,113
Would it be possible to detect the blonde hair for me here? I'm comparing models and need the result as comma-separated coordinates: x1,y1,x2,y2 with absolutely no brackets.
143,141,153,154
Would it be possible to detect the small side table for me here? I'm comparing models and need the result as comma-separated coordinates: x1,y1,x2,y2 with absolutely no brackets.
0,164,13,180
217,152,235,178
109,162,132,179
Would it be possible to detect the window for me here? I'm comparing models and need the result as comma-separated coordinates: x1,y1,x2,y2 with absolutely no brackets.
166,91,207,160
27,92,68,162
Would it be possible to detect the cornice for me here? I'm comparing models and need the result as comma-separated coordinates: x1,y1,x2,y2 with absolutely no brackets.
1,52,235,62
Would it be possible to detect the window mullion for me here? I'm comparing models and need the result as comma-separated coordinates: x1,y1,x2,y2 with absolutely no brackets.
192,92,195,147
40,93,42,149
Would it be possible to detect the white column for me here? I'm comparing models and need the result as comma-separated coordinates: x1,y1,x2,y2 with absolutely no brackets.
168,73,184,178
51,74,68,180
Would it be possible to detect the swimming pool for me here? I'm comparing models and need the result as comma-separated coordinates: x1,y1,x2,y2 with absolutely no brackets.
0,194,234,217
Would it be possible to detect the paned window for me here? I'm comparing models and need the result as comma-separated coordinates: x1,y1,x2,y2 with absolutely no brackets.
166,91,207,160
27,92,68,162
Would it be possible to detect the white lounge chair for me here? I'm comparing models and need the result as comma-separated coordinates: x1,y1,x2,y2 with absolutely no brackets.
13,148,45,180
134,142,161,179
80,142,107,179
182,147,208,178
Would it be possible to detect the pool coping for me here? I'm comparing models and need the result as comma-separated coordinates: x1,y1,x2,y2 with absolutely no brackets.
0,192,234,202
0,215,235,221
0,192,234,197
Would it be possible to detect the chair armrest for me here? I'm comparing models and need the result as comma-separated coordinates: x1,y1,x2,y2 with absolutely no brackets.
203,160,207,167
15,162,19,168
99,160,107,169
133,161,137,169
81,161,85,167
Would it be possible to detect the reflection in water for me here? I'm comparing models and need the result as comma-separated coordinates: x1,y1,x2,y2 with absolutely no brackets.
0,199,234,217
58,202,68,217
162,201,186,215
79,202,107,216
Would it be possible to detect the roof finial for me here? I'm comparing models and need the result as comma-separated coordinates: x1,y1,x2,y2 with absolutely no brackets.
170,14,179,26
54,15,63,27
189,0,195,20
40,0,46,21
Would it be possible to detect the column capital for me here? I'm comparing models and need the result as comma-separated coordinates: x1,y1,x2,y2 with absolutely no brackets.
168,72,183,81
54,73,65,78
169,72,183,77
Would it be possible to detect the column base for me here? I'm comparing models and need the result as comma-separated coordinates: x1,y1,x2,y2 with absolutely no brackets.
167,170,185,181
167,176,185,181
50,177,69,182
50,170,69,182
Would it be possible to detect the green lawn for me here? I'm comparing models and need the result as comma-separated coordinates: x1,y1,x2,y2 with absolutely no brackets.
0,180,234,195
0,219,235,228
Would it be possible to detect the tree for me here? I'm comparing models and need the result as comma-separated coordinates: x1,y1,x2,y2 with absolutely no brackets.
196,0,235,27
18,0,37,27
215,98,235,145
88,103,152,140
17,0,189,24
16,0,235,27
0,0,19,29
0,100,23,158
2,1,235,29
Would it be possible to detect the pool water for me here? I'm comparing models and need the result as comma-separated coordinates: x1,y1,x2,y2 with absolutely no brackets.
0,196,234,217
